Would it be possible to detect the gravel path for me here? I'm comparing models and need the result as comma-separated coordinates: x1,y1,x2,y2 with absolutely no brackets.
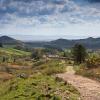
56,66,100,100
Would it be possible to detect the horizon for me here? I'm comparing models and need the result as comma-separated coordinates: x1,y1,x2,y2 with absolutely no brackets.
0,34,100,42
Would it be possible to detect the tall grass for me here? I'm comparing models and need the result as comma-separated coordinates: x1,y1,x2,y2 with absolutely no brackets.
32,60,65,75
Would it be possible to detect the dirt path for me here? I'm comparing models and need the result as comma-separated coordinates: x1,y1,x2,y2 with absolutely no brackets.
0,72,13,80
56,66,100,100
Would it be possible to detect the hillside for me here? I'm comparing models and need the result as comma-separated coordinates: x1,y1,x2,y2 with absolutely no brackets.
26,37,100,49
0,59,80,100
0,48,30,56
49,37,100,49
0,36,24,46
0,35,100,49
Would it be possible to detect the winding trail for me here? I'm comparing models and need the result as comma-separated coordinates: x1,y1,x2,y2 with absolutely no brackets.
56,66,100,100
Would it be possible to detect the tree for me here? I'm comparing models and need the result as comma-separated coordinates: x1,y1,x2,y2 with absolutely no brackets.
0,43,3,47
2,56,6,62
63,51,66,57
72,44,87,64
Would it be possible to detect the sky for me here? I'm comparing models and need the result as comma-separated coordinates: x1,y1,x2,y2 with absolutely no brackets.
0,0,100,41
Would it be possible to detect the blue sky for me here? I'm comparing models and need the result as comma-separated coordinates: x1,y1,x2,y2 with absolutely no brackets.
0,0,100,40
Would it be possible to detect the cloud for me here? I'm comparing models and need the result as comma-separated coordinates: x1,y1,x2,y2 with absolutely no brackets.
0,0,100,29
88,0,100,3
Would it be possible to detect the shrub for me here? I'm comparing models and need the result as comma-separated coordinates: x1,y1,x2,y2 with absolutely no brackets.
43,66,63,75
33,60,46,67
31,49,43,60
86,54,100,68
41,60,65,75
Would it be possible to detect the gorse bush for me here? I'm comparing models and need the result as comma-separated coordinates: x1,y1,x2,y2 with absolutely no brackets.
42,60,65,75
32,60,65,75
75,65,100,81
86,54,100,68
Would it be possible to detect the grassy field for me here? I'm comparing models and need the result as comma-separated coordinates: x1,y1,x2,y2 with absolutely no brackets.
0,57,80,100
0,47,30,56
0,74,80,100
0,47,32,66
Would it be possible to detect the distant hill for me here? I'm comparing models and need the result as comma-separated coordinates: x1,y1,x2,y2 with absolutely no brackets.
0,35,100,49
50,38,74,48
49,37,100,49
25,41,49,48
26,37,100,49
0,36,24,46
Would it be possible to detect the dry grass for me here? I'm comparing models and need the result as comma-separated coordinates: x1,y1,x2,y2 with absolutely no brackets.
75,64,100,82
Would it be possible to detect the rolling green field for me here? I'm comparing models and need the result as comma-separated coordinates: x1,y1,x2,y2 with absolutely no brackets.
0,47,31,66
0,47,31,56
